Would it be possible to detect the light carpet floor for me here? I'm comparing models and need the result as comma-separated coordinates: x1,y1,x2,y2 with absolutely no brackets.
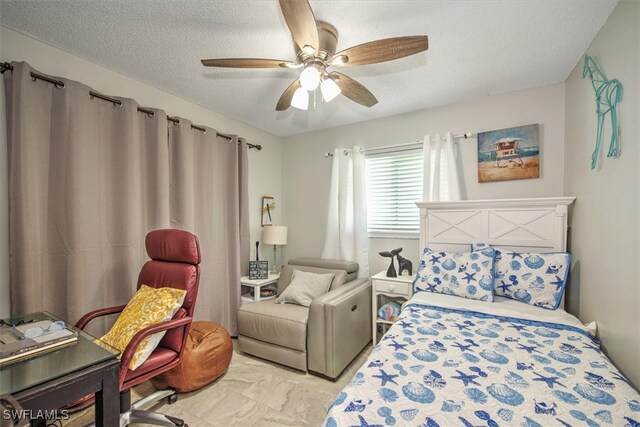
65,339,372,426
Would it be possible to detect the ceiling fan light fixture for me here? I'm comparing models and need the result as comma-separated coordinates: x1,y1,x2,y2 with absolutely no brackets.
321,77,341,102
299,66,321,91
291,87,309,110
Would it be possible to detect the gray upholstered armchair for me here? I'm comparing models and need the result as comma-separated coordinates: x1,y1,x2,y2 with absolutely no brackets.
237,258,372,380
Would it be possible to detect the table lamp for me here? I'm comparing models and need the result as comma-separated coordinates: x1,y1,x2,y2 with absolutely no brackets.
261,225,288,274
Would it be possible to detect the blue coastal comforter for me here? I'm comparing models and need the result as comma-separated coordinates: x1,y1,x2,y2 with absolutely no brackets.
324,301,640,427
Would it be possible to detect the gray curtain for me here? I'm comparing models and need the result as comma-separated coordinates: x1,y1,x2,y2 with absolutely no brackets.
168,119,249,332
4,62,248,334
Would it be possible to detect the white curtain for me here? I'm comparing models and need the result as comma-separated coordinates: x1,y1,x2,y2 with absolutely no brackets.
423,132,462,201
321,146,369,278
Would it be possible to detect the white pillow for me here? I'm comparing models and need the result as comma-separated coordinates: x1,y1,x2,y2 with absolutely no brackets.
413,247,496,302
275,269,334,307
472,243,570,310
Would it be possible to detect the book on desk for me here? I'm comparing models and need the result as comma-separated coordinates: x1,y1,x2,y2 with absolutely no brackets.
0,320,78,365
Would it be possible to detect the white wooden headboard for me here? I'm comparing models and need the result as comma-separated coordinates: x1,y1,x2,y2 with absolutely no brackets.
416,197,576,254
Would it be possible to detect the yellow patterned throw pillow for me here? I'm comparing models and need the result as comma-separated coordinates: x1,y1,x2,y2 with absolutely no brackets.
99,285,186,370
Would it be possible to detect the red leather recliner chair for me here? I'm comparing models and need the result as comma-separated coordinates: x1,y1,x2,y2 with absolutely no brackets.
76,229,201,427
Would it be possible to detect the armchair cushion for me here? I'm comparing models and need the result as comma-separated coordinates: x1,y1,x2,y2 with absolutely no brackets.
99,285,186,370
237,299,308,351
275,269,334,307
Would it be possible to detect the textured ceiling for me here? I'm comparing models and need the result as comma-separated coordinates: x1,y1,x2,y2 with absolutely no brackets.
1,0,617,137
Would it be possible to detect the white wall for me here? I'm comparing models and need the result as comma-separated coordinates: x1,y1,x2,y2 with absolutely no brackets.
563,0,640,387
0,27,283,316
282,84,566,274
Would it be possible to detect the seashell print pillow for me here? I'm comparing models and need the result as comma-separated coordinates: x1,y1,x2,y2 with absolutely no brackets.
413,247,496,302
472,243,570,310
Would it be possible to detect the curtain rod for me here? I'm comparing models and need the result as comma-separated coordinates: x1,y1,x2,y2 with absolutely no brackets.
323,133,476,157
0,62,262,151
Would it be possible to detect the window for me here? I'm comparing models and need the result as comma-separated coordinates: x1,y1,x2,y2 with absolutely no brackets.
365,147,451,237
366,149,423,237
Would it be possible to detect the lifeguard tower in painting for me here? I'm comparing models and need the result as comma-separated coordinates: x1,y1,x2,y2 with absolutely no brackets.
493,137,524,167
477,123,539,183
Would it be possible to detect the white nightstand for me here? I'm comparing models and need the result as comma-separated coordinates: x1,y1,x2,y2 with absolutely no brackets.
240,274,280,305
371,271,414,345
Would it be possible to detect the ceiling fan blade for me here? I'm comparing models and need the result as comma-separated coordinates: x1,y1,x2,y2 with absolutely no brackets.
276,80,302,111
279,0,319,53
332,36,429,66
201,58,297,68
331,72,378,108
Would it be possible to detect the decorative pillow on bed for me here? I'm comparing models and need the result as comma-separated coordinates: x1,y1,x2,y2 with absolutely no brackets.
472,243,570,310
413,247,496,301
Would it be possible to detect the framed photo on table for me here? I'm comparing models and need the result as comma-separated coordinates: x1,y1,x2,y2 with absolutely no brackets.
261,196,275,226
249,260,269,279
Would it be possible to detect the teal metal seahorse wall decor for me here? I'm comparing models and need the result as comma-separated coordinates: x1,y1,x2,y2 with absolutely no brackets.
582,55,623,169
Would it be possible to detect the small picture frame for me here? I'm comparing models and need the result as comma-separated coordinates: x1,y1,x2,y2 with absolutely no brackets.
249,260,269,280
261,196,275,226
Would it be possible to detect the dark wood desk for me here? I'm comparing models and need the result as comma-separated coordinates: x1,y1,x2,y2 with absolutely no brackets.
1,312,120,427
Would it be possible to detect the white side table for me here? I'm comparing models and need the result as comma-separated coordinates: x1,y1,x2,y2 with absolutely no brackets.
240,274,280,305
371,271,414,345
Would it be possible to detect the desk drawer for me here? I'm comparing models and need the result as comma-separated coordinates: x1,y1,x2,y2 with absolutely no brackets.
374,279,411,296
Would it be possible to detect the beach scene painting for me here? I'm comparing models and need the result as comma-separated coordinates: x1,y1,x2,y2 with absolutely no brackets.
477,123,540,183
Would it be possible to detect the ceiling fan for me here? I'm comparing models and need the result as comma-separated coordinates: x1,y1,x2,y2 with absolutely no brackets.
201,0,429,111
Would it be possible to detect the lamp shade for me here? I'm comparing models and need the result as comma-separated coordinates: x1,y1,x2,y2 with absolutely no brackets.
321,77,341,102
262,226,288,245
291,87,308,110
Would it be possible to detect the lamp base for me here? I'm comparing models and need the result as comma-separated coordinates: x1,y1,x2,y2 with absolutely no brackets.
271,246,279,275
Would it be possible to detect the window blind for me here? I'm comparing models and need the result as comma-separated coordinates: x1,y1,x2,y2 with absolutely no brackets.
366,150,423,236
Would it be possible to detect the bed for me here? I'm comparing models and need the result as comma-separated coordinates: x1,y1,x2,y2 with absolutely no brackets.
323,198,640,427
